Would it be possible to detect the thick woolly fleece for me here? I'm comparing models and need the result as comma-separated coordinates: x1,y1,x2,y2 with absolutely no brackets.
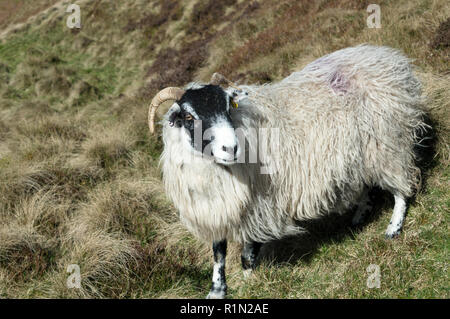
160,45,427,244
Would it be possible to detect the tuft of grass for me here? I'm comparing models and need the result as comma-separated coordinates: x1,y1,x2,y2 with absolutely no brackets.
430,17,450,50
80,125,136,170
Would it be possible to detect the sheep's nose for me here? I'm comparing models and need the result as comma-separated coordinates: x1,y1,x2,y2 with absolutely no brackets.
222,145,239,156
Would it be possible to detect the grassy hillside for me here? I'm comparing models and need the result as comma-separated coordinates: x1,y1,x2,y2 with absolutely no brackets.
0,0,448,298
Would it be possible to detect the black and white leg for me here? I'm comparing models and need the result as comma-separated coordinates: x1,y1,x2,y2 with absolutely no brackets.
385,193,407,239
241,241,262,278
206,240,227,299
352,188,373,225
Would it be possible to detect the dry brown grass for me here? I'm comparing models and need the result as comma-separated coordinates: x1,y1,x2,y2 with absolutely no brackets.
430,17,450,50
0,0,59,30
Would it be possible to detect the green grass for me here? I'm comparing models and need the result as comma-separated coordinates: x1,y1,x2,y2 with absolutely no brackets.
0,0,448,298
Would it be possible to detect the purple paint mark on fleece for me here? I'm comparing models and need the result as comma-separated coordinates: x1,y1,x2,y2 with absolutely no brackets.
329,70,349,94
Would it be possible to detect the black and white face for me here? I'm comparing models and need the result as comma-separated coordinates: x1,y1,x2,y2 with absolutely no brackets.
166,84,241,165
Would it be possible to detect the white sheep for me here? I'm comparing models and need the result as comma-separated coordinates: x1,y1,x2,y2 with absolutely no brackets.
148,44,428,298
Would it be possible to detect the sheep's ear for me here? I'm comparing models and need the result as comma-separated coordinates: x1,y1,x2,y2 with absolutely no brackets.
167,103,182,127
225,87,248,107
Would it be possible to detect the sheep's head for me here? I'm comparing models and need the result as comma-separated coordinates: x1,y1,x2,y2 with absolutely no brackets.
149,73,245,165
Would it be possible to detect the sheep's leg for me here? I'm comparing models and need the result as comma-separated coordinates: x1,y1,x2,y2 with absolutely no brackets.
352,188,373,225
241,241,262,278
206,239,227,299
385,194,407,239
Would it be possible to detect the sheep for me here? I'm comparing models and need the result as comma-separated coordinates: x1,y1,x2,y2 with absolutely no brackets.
148,44,428,299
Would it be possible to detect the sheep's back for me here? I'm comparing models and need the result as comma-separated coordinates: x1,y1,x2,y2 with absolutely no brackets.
238,44,426,222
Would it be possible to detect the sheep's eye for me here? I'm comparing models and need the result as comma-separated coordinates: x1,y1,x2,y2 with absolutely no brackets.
184,114,193,121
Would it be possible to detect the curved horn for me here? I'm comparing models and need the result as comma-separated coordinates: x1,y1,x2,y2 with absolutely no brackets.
210,72,241,90
148,87,185,134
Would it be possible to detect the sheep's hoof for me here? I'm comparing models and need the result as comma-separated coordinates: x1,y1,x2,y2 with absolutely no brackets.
206,290,226,299
384,229,401,239
385,220,403,239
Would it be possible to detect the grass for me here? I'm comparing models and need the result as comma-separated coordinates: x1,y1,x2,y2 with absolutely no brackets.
0,0,448,298
0,0,59,31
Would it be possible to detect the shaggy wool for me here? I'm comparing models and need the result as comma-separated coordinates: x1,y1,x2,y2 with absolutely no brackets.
160,45,427,243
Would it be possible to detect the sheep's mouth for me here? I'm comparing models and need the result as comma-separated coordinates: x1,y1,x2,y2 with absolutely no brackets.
210,144,242,165
214,157,238,166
